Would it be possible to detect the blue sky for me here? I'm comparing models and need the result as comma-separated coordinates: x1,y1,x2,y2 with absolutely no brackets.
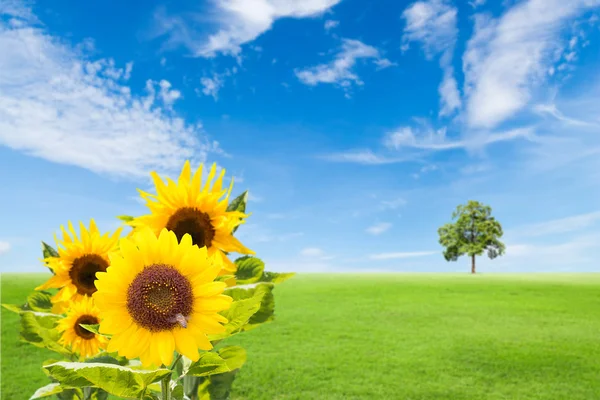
1,0,600,274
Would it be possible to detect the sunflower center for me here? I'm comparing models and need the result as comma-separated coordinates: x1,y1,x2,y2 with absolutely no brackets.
73,315,99,340
126,264,194,331
69,254,109,296
166,207,215,248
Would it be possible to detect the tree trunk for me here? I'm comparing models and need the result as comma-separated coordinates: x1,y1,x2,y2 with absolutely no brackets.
471,255,476,274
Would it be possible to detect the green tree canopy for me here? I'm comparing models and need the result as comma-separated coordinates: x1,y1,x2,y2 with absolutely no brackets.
438,200,506,274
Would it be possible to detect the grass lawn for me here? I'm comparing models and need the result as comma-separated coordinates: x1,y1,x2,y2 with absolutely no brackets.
2,273,600,399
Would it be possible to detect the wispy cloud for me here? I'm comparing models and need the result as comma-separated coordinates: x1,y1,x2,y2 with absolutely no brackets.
508,211,600,238
402,0,460,116
366,222,392,235
482,233,600,272
0,240,10,255
300,247,335,260
319,149,418,164
369,251,437,260
383,125,535,152
199,75,224,101
295,39,394,96
380,197,407,210
463,0,600,129
532,103,600,127
324,19,339,31
152,0,341,57
0,5,218,179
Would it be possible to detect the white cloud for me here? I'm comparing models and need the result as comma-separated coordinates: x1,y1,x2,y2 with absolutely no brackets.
0,5,218,179
532,103,599,127
481,233,600,271
320,149,418,164
380,197,407,210
324,19,339,31
402,0,460,116
295,39,393,94
299,247,334,260
0,241,10,254
366,222,392,235
463,0,600,129
412,163,439,179
153,0,341,57
383,125,535,151
369,251,437,260
508,211,600,238
200,75,224,101
470,0,487,7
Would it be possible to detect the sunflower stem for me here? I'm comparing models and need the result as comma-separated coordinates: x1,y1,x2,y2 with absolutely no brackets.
170,353,183,370
161,376,171,400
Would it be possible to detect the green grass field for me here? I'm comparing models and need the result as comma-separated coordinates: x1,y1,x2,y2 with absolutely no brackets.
2,273,600,400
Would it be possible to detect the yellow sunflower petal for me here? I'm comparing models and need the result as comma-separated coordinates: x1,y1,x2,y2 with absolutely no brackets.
173,328,199,361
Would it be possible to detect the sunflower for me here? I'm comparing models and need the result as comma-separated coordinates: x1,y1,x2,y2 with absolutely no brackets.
93,227,232,368
56,295,108,359
36,220,122,309
130,161,254,274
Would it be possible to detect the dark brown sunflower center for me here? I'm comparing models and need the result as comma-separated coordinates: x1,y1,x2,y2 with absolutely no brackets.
69,254,109,296
73,315,99,340
126,264,193,332
166,207,215,248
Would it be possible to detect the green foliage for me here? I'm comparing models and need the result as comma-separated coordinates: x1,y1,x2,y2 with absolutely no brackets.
226,191,247,234
79,323,103,336
116,215,135,223
196,346,247,400
438,200,506,271
208,290,263,341
258,271,295,284
43,361,171,399
30,383,64,399
41,241,58,274
2,302,26,313
27,291,54,312
187,352,230,377
234,256,265,284
41,242,59,258
19,312,71,356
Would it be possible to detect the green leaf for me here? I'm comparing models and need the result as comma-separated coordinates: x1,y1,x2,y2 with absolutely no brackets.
42,241,59,258
84,355,122,366
79,323,102,335
217,346,247,371
183,376,202,399
208,292,262,341
224,283,275,332
258,271,295,284
56,388,84,400
226,191,247,234
117,215,135,223
41,241,58,274
29,383,64,399
20,312,71,356
187,352,230,377
44,362,172,399
196,348,246,400
27,291,54,312
89,388,109,400
234,256,265,285
2,303,26,314
172,383,184,400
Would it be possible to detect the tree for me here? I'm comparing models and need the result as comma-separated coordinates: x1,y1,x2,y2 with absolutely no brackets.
437,200,505,274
